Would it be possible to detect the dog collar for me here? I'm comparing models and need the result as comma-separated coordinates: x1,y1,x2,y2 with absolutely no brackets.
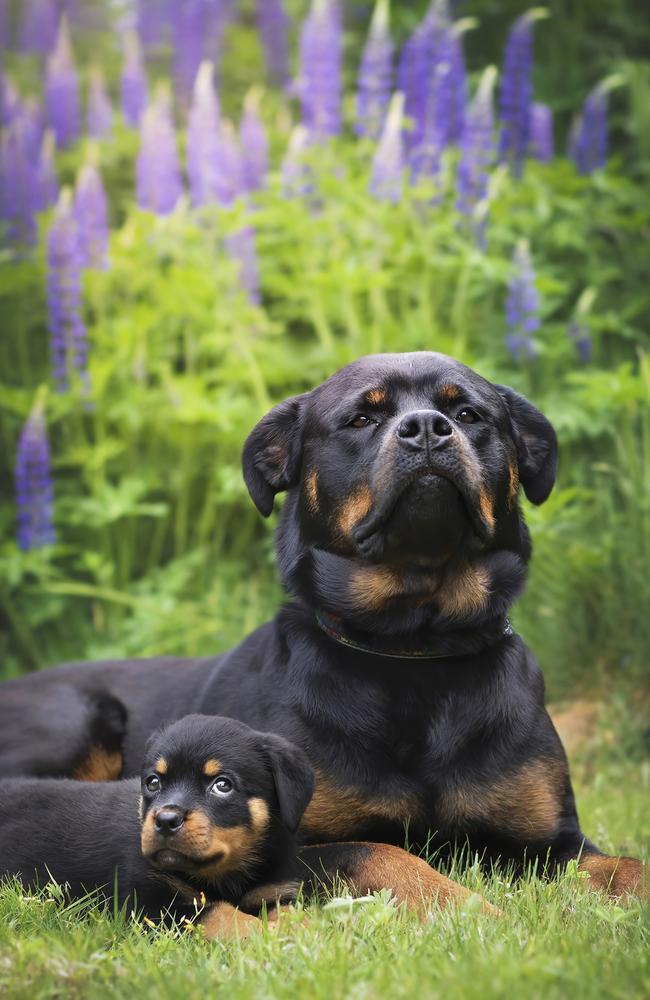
315,611,515,660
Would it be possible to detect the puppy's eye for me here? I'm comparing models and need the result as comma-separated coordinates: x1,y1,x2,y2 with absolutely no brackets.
210,777,234,796
348,415,374,429
456,408,480,424
145,775,161,793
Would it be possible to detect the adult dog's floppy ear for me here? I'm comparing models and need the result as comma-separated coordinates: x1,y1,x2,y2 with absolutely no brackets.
242,394,307,516
496,385,558,505
263,733,315,833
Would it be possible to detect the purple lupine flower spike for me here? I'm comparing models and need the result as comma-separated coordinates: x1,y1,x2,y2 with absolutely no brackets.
20,99,45,161
137,0,172,48
218,119,261,304
499,7,548,177
18,0,58,54
299,0,343,140
45,16,81,149
0,0,8,49
457,65,497,234
1,118,39,249
281,125,313,198
240,89,269,193
397,0,449,152
47,188,88,391
569,76,623,175
506,241,540,363
74,161,109,269
15,397,56,551
369,91,405,202
87,68,113,140
256,0,290,87
34,130,59,210
187,60,221,207
172,0,205,107
529,101,553,163
218,119,244,207
356,0,393,140
443,19,471,145
120,31,149,128
136,90,183,215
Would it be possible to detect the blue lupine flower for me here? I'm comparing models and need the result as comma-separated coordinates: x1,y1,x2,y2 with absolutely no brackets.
281,125,313,199
87,68,113,140
369,91,404,202
34,130,59,210
20,98,45,161
186,61,222,207
506,241,540,363
18,0,58,54
217,120,244,208
298,0,342,140
0,118,37,249
15,399,56,551
256,0,290,87
355,0,394,140
136,91,183,215
529,101,553,163
568,77,622,175
499,8,547,177
457,66,497,242
121,31,149,128
240,90,269,192
172,0,206,106
47,189,88,391
438,22,468,146
397,0,449,155
74,162,109,269
44,17,81,149
137,0,173,48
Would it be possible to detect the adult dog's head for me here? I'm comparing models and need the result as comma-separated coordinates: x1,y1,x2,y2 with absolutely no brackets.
243,353,557,635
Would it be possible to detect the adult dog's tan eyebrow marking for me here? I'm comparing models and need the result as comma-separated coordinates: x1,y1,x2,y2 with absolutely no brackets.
438,383,461,402
365,388,386,406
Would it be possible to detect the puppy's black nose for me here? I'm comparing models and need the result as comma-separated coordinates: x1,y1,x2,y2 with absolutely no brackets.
396,410,453,451
154,806,185,836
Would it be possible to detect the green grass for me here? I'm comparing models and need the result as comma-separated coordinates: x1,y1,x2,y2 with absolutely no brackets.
1,710,648,1000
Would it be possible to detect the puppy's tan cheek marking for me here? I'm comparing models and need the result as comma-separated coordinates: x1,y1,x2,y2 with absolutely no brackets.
155,757,168,776
305,467,320,514
248,797,270,831
438,383,460,403
202,759,221,778
478,489,496,534
140,811,156,855
336,483,373,538
436,562,490,620
365,389,386,406
507,463,519,509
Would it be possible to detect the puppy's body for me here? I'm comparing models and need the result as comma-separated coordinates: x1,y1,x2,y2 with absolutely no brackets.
1,353,646,901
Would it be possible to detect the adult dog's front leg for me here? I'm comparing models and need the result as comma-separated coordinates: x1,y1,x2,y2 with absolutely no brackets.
297,842,500,917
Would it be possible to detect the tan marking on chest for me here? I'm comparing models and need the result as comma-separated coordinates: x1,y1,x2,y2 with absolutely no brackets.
438,760,565,841
301,777,420,840
507,463,520,509
71,745,122,782
478,488,496,534
436,561,490,621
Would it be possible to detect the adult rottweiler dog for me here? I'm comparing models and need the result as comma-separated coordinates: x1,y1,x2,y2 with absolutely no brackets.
1,352,646,903
0,714,316,937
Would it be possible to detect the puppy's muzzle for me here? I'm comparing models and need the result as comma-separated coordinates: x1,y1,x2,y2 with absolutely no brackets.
396,409,453,455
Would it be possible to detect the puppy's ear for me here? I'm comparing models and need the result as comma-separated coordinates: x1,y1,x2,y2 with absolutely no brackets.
242,394,308,516
496,385,558,505
263,733,315,833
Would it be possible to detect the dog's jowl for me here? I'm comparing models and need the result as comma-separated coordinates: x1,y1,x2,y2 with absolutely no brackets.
1,352,646,902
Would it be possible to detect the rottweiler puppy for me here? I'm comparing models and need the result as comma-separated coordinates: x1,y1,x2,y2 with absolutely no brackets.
0,714,315,938
0,353,646,904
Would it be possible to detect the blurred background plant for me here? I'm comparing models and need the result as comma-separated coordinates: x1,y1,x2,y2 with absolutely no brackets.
0,0,648,700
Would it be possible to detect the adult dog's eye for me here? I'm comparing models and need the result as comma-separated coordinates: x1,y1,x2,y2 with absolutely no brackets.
145,775,161,793
348,415,374,429
456,408,480,424
210,776,234,796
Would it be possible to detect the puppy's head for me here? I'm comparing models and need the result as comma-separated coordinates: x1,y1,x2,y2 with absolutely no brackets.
243,352,557,624
139,715,314,884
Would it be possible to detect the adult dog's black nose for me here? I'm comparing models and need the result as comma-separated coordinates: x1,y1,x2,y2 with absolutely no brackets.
396,410,453,451
154,806,185,836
